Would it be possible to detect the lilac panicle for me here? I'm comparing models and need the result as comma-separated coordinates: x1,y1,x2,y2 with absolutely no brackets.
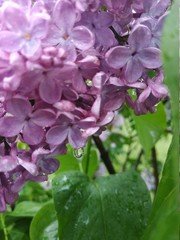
0,0,169,211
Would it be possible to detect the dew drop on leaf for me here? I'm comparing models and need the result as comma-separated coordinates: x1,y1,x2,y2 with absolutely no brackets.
73,148,84,158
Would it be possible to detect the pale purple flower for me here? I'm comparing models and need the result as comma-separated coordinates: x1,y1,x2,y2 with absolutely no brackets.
46,114,87,148
0,97,56,144
71,0,100,12
143,0,170,18
45,0,95,53
105,25,162,82
0,3,50,58
78,11,117,49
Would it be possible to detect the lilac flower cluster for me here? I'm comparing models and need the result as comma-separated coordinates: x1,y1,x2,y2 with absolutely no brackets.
0,0,169,211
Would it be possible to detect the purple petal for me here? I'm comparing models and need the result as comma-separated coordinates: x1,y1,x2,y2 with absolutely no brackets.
96,12,114,28
138,47,162,68
46,125,68,145
82,127,99,138
105,46,131,69
71,26,95,50
0,117,24,137
96,28,117,48
5,97,31,119
3,4,29,32
31,109,56,127
151,83,168,98
31,15,50,39
68,126,86,148
128,25,151,52
138,87,151,103
10,174,26,193
18,157,38,176
104,96,125,111
0,190,6,212
23,121,44,145
125,57,144,82
21,39,41,58
0,31,23,52
72,72,87,93
38,158,60,174
39,76,61,104
98,112,115,126
62,41,77,61
53,0,76,33
0,156,18,172
150,0,170,18
78,116,96,128
63,87,79,100
11,0,31,9
143,0,153,12
4,189,18,205
91,95,101,118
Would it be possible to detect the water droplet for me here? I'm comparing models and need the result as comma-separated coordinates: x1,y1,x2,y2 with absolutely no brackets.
73,148,84,158
7,179,13,184
132,89,136,96
85,79,92,87
83,216,89,225
62,175,68,182
60,185,70,191
65,205,69,210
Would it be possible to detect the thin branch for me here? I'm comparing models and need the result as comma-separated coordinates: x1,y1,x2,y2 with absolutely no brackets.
152,147,159,191
93,136,116,174
109,26,128,45
85,138,92,174
134,149,144,170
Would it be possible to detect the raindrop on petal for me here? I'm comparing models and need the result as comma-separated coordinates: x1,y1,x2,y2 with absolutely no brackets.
132,89,136,96
85,79,93,87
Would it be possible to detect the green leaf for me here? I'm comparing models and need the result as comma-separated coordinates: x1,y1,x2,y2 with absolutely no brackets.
132,103,166,158
52,170,151,240
30,202,58,240
18,182,51,203
55,146,80,174
8,201,45,217
7,218,31,240
142,2,179,240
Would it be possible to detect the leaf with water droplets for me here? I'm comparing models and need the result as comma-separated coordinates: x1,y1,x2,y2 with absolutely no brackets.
55,145,80,174
73,148,84,159
52,170,151,240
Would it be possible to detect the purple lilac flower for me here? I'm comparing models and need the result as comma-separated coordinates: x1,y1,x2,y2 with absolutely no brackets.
105,24,162,82
0,2,50,59
0,97,56,144
0,0,169,211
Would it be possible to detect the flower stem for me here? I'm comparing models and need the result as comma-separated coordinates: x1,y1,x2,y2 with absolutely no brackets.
0,214,8,240
85,138,92,174
93,136,115,174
